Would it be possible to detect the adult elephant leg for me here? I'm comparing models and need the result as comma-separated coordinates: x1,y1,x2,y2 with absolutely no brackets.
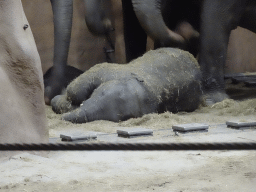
122,0,147,62
239,3,256,33
199,0,246,104
0,0,47,146
44,0,73,105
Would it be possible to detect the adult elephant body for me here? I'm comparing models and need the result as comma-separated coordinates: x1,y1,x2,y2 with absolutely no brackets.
129,0,256,103
0,1,48,150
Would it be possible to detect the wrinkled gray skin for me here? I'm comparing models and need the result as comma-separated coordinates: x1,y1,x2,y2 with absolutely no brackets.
199,0,256,104
131,0,256,104
84,0,113,35
44,0,113,105
131,0,201,49
122,0,201,62
44,0,73,105
51,48,202,123
45,0,199,105
0,0,47,147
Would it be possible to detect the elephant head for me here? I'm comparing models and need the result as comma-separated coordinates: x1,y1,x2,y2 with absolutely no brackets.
131,0,200,51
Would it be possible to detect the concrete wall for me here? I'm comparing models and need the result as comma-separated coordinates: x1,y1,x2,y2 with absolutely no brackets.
226,27,256,73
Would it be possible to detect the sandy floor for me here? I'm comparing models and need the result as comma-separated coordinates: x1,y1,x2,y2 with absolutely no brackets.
1,82,256,191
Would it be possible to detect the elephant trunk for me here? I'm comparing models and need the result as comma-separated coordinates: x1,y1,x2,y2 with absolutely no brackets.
84,0,112,35
131,0,185,47
51,0,73,67
131,0,200,49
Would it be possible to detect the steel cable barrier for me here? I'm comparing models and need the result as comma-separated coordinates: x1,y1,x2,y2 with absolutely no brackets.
0,142,256,151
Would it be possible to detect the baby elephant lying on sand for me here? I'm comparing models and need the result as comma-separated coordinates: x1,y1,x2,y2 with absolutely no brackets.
51,48,202,123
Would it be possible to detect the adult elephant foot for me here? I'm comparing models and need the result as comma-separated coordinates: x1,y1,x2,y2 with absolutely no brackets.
201,76,229,106
51,48,203,123
44,66,83,105
44,77,64,105
203,91,229,106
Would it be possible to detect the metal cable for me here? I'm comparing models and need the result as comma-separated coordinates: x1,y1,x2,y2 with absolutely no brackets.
0,142,256,151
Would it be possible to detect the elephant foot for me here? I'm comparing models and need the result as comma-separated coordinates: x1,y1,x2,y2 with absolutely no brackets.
62,109,88,124
51,95,79,114
44,66,83,105
44,82,64,105
203,91,229,106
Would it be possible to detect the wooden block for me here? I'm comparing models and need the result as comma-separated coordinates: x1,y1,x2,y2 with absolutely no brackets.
226,121,256,129
60,132,97,141
172,123,209,132
117,128,153,138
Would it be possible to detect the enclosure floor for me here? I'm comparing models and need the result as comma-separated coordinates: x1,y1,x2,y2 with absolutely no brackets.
1,82,256,192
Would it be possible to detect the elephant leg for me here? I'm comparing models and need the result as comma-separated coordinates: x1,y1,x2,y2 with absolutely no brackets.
44,0,73,105
239,3,256,33
0,0,47,147
199,0,246,104
122,0,147,62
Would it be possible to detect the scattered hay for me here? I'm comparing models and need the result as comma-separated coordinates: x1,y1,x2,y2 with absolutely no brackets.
211,99,256,116
46,97,256,134
119,111,190,130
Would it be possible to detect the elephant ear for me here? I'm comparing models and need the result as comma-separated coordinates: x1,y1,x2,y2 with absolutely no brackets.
131,0,186,48
84,0,113,35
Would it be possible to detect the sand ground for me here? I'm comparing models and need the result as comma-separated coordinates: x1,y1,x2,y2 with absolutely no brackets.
1,81,256,192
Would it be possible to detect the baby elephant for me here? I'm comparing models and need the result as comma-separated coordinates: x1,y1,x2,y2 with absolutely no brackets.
51,48,202,123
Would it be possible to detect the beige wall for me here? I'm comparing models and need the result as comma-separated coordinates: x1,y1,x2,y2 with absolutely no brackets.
22,0,110,74
226,27,256,73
